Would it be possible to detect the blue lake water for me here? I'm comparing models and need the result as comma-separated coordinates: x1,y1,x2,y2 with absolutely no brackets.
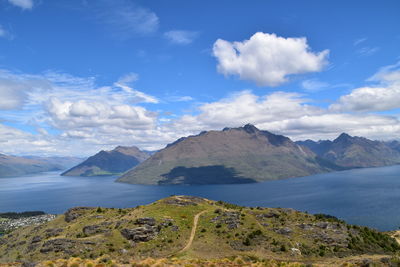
1,165,400,231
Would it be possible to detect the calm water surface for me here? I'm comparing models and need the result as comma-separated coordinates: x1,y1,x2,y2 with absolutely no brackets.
1,165,400,231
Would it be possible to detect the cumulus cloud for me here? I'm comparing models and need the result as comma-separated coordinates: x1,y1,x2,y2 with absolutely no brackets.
213,32,329,86
331,62,400,112
46,98,157,131
162,90,400,142
164,30,198,45
0,69,168,155
7,0,33,9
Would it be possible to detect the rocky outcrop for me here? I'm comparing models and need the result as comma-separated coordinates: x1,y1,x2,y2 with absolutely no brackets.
64,207,93,222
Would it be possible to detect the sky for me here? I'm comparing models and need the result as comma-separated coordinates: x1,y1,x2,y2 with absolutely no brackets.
0,0,400,156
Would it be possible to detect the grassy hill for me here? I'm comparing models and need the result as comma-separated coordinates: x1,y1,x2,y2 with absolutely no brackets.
0,196,399,266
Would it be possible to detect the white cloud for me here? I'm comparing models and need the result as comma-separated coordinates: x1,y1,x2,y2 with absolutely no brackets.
7,0,33,9
0,79,28,109
92,0,159,38
167,96,194,102
0,25,7,38
213,32,329,86
331,62,400,112
164,30,198,45
0,25,13,40
46,98,157,131
353,38,367,46
357,46,379,56
301,79,330,92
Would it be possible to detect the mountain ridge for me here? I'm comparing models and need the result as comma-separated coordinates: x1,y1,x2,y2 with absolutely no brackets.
297,133,400,168
0,154,65,177
61,146,149,177
118,124,334,185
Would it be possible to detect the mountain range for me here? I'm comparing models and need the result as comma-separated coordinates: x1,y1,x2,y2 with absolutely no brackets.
117,125,400,185
296,133,400,168
0,154,82,177
61,146,149,177
117,124,336,185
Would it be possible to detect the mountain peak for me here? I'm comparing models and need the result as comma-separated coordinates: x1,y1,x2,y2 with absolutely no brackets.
242,124,259,133
334,133,352,142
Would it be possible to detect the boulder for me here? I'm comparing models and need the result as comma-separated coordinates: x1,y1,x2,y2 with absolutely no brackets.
64,207,93,222
31,236,42,243
275,227,292,235
120,226,158,242
135,217,156,226
44,228,63,238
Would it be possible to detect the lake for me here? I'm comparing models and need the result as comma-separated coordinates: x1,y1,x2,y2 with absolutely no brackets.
1,165,400,231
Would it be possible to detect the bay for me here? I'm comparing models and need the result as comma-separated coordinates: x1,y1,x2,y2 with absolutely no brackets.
1,165,400,231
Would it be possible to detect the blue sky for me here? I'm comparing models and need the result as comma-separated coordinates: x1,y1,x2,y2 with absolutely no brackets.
0,0,400,156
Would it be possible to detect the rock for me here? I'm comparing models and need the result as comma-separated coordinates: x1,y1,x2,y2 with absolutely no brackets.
257,211,280,219
40,238,77,253
298,223,313,230
21,262,36,267
275,227,292,235
135,217,156,226
64,207,93,222
82,225,102,236
164,196,205,206
31,236,42,243
290,247,302,256
120,226,159,242
0,238,7,246
44,228,63,238
211,211,240,229
360,258,373,267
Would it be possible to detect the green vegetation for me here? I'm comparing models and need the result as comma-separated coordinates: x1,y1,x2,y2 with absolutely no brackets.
0,196,399,265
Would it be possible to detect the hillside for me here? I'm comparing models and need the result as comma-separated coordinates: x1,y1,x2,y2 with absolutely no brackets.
61,146,149,177
23,156,84,170
0,196,399,266
118,124,334,185
297,133,400,168
0,154,64,177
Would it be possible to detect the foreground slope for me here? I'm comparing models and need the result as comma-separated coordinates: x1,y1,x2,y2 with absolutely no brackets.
61,146,149,177
0,196,399,265
118,124,333,185
297,133,400,168
0,154,63,177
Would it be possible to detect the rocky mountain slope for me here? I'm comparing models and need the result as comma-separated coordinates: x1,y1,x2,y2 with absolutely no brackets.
0,154,64,177
0,196,399,266
297,133,400,168
61,146,149,177
118,124,335,185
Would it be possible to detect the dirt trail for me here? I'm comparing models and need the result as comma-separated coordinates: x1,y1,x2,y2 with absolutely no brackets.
179,210,207,253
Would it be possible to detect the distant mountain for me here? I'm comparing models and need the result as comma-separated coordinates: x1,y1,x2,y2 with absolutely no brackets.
117,124,335,185
23,156,84,170
0,154,63,177
386,140,400,153
297,133,400,168
61,146,150,177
